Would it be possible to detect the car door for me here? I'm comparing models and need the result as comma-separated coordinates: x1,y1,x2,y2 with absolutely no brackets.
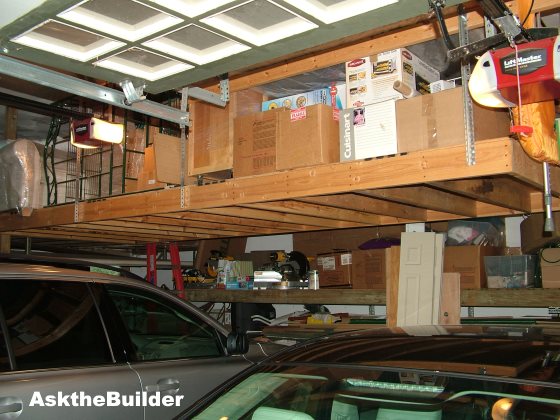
103,284,252,419
0,279,142,420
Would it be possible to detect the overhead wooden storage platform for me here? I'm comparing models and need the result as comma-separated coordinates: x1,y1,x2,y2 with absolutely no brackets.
1,137,559,244
1,0,559,248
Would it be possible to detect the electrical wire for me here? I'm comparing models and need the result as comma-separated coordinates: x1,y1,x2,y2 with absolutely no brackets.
520,0,535,27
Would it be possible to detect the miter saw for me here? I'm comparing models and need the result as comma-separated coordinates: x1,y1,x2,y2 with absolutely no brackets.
253,250,311,289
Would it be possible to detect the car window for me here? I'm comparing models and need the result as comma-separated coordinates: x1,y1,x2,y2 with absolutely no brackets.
105,286,223,362
0,315,9,372
0,280,113,371
190,366,560,419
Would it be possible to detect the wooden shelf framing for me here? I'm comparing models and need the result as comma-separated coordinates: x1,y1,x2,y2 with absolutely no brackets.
184,288,560,308
2,137,560,243
1,137,559,244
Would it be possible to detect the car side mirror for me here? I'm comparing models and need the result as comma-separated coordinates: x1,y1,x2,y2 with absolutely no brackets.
226,332,249,355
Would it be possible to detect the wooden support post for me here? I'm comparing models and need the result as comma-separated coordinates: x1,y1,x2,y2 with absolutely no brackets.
5,107,17,139
0,235,10,254
385,246,401,328
439,273,461,325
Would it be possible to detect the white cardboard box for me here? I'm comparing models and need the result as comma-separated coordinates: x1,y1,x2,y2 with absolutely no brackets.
345,48,440,107
339,99,398,161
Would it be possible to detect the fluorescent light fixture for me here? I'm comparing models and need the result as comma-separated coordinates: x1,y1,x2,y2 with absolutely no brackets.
71,117,124,149
146,0,236,18
201,0,318,47
469,50,516,108
58,0,183,42
11,20,124,62
143,24,250,65
95,48,193,81
285,0,399,24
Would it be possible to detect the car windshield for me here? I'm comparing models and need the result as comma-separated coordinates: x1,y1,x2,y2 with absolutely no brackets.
190,362,560,419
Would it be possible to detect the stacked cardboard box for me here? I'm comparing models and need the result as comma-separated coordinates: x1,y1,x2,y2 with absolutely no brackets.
341,48,440,162
233,104,339,177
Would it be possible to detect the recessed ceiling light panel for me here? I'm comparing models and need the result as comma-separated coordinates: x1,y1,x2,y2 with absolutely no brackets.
11,20,125,62
143,24,250,65
284,0,399,24
146,0,236,18
95,48,193,81
201,0,318,47
58,0,183,41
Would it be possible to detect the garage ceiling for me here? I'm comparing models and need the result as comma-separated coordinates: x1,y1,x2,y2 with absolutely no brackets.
0,0,467,95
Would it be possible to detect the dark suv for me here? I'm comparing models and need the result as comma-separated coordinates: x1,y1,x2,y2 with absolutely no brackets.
0,256,271,419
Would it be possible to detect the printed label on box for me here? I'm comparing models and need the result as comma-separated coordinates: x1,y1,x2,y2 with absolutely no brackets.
318,256,336,271
290,107,307,122
340,253,352,265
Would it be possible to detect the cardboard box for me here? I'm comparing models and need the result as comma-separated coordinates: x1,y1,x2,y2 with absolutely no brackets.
316,249,389,289
233,110,279,177
396,87,510,153
540,248,560,288
443,246,503,289
234,104,339,176
262,83,346,111
351,249,387,289
152,132,196,185
345,48,439,107
339,99,397,161
276,104,339,170
317,251,352,288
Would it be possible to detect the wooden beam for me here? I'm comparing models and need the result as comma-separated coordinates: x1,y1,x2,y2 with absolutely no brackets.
363,186,478,218
430,176,534,213
0,235,10,253
5,107,17,139
300,193,427,220
246,199,383,224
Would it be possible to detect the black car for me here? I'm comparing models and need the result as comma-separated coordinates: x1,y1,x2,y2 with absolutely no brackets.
181,324,560,419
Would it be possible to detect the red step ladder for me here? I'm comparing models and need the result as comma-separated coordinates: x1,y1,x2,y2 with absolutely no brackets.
169,243,185,299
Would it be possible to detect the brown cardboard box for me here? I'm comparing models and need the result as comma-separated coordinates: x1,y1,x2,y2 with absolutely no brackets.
443,246,503,289
233,109,279,177
233,104,339,176
317,251,353,288
541,248,560,288
276,104,339,170
351,249,387,289
153,132,196,185
316,248,389,289
396,87,510,153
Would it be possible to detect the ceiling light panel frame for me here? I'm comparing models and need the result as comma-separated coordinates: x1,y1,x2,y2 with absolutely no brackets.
57,0,184,41
1,0,468,94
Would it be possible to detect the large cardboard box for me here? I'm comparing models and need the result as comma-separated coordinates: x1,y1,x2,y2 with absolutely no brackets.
351,249,387,289
443,246,503,289
345,48,439,107
316,249,389,289
540,248,560,288
396,88,510,153
339,99,397,161
234,104,339,176
233,110,279,177
152,132,196,185
276,104,339,170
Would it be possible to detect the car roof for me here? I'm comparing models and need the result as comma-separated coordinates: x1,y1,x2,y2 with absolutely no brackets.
0,253,144,280
267,325,560,380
